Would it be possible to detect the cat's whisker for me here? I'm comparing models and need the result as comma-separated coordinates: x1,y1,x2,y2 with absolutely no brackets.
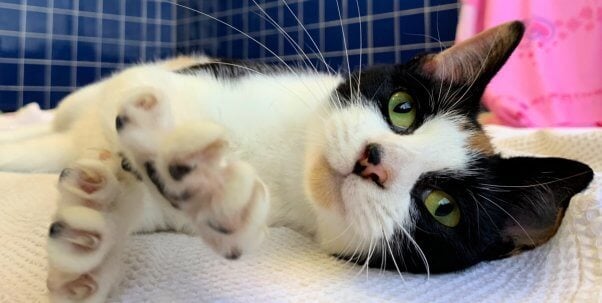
354,237,375,279
170,1,337,111
466,189,482,239
247,1,342,112
340,234,367,269
278,0,336,75
334,0,354,100
320,221,354,245
406,73,434,109
170,2,299,78
383,229,405,282
478,171,591,188
396,223,430,279
468,190,502,233
476,193,536,246
354,0,363,105
379,234,386,274
205,61,315,112
250,1,316,73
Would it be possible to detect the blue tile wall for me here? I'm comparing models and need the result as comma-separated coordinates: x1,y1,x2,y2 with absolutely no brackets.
0,0,459,112
176,0,459,71
0,0,175,112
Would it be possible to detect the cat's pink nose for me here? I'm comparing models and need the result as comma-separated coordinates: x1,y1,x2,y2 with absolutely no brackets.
353,143,388,187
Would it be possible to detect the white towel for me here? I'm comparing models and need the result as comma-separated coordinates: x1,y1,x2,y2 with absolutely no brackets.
0,125,600,303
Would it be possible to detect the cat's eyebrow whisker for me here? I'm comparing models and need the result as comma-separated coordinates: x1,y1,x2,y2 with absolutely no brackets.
478,171,591,188
406,73,434,108
468,190,502,233
466,189,482,240
476,193,536,246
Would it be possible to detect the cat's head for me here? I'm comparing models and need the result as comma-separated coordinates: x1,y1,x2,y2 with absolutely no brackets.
304,21,593,273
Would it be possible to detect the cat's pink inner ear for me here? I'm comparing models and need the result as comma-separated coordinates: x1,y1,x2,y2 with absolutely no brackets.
422,21,525,84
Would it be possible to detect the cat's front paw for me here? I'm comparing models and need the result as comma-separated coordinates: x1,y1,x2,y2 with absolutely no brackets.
47,154,141,303
156,123,270,258
115,93,270,258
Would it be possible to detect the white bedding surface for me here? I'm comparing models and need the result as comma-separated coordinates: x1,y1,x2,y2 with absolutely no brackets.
1,125,601,303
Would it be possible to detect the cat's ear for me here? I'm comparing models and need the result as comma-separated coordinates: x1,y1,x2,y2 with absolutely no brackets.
420,21,525,85
485,156,593,254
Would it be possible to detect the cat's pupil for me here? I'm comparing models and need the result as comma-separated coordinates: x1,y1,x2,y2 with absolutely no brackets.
434,199,454,216
393,102,412,114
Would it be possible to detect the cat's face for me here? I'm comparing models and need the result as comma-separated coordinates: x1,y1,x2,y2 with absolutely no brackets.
304,21,593,273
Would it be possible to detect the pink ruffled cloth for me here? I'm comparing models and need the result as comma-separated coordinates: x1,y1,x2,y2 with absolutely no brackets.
457,0,602,127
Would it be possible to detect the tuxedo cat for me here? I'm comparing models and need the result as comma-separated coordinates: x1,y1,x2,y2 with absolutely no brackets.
0,21,593,302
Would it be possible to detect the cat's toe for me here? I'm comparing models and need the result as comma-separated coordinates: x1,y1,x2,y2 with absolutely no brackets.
47,272,98,302
146,123,270,258
58,161,120,208
47,206,110,273
115,90,173,158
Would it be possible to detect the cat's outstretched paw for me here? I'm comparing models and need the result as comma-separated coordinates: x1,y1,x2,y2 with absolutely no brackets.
156,124,270,258
47,154,140,302
115,93,270,258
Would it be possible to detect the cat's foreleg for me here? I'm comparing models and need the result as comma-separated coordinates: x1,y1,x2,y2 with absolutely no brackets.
46,151,143,303
0,132,75,173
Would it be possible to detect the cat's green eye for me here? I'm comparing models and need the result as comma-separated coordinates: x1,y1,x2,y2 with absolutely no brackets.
424,190,460,227
387,92,416,129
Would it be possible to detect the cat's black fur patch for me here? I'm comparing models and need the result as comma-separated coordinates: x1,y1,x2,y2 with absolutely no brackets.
168,164,193,181
144,161,170,202
177,58,296,80
332,22,594,273
361,156,593,273
118,152,142,180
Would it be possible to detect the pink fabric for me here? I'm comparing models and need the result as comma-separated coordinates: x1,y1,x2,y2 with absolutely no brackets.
457,0,602,127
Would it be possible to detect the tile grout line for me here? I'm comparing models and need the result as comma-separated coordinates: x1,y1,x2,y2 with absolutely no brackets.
70,0,79,88
44,0,54,109
97,0,103,78
17,0,26,108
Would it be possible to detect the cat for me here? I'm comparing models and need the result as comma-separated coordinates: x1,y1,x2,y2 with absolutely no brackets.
0,21,593,303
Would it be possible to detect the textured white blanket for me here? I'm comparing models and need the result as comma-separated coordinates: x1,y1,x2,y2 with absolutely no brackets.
1,125,601,303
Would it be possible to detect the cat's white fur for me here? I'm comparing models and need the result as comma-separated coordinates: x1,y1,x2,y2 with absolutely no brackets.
0,56,471,302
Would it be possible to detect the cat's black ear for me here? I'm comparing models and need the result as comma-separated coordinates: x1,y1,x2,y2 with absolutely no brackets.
483,156,593,256
420,21,524,85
